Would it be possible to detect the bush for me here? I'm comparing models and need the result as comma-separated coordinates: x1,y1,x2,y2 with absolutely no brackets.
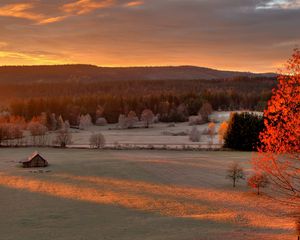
224,112,264,151
198,102,213,122
95,117,107,126
54,129,72,148
189,126,201,142
90,133,105,149
247,173,269,195
141,109,154,128
207,122,216,145
218,121,228,145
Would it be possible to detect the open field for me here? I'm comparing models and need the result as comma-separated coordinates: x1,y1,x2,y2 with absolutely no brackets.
71,122,220,147
5,121,223,148
1,111,263,149
0,148,296,240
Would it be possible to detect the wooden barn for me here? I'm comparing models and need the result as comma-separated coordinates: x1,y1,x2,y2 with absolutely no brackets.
20,152,48,168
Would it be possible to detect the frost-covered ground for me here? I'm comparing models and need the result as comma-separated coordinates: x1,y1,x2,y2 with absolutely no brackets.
3,111,263,148
70,121,220,147
66,111,262,148
0,148,295,240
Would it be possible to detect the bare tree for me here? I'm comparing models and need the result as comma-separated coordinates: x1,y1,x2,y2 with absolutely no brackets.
6,124,23,146
49,113,57,130
90,133,105,149
54,129,72,148
199,102,213,122
176,103,188,122
218,121,228,145
95,105,104,119
247,173,269,195
0,121,25,146
118,114,128,129
0,123,8,146
79,114,93,130
208,122,216,146
57,115,65,129
127,111,138,128
64,120,70,129
226,162,245,187
27,122,48,146
141,109,154,128
189,126,201,142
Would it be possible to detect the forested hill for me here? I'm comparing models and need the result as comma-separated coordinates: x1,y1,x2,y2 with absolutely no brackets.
0,64,276,83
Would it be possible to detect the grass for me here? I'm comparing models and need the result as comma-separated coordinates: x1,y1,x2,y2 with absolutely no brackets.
0,148,296,240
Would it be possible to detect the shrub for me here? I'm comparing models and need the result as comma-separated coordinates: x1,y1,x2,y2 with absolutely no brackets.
79,114,93,130
54,129,72,148
95,117,107,126
218,121,228,145
118,114,128,129
90,133,105,149
141,109,154,128
208,122,216,145
127,111,139,128
247,173,269,195
27,122,48,146
189,126,201,142
198,102,213,122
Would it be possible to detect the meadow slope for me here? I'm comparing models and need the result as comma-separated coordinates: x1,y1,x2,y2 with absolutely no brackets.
0,148,296,240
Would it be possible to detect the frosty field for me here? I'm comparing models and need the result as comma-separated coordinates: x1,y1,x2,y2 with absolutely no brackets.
0,148,295,240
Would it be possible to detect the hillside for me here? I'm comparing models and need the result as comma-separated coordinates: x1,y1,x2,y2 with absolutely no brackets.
0,65,276,83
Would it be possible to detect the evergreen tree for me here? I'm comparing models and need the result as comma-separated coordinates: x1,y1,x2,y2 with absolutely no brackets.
224,112,264,151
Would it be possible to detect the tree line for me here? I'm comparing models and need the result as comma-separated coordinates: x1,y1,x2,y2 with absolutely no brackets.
3,77,275,124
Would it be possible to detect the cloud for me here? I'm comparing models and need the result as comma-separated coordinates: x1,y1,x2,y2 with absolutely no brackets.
0,1,145,25
38,15,68,25
0,42,8,49
0,0,298,71
61,0,144,14
0,49,69,65
62,0,116,15
0,3,65,25
125,1,144,7
256,0,300,9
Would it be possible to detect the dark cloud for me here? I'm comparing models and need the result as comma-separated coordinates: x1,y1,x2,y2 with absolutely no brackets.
0,0,299,71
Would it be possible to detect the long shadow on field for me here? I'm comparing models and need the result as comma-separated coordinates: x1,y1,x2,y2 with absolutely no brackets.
0,171,293,236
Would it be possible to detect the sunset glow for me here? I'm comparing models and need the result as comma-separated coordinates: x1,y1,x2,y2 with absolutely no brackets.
0,2,299,239
0,0,299,71
0,172,294,231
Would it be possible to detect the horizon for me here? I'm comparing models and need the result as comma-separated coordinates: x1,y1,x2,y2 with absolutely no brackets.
0,63,277,74
0,0,299,72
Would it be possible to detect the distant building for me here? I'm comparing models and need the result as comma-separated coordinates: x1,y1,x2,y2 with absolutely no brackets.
20,152,48,168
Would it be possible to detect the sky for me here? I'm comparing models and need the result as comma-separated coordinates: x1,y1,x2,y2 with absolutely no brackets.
0,0,299,72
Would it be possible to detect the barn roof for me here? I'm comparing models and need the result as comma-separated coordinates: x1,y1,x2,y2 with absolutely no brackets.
20,151,46,163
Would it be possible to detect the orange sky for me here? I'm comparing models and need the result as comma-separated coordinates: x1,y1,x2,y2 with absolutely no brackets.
0,0,299,72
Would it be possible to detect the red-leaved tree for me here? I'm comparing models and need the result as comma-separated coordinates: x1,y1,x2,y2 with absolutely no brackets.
253,49,300,204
